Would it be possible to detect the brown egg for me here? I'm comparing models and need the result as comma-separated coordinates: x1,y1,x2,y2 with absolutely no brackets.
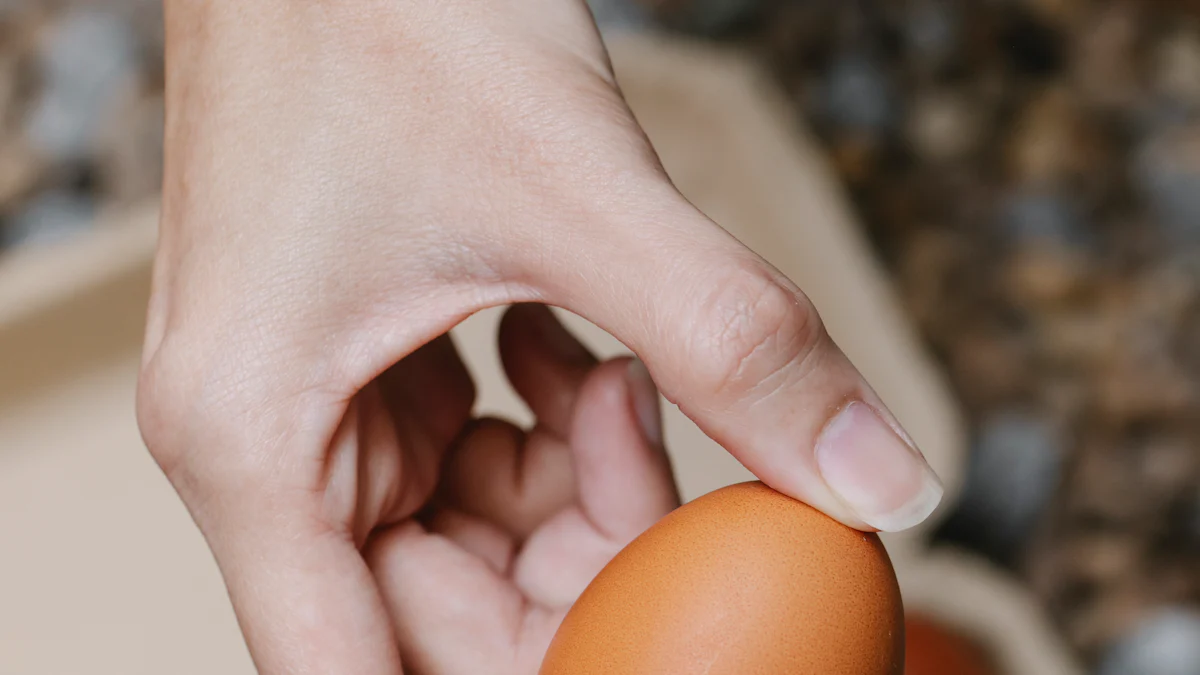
904,614,997,675
540,481,904,675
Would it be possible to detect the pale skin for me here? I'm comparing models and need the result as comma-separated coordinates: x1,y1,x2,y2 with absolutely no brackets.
139,1,944,673
366,305,680,673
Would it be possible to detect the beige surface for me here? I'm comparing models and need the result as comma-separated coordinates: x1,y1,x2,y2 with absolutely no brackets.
0,32,1063,675
897,549,1083,675
0,207,252,673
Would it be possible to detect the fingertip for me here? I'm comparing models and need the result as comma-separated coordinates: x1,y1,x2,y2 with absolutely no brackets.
364,520,427,573
442,417,576,539
570,357,679,542
814,402,944,533
498,303,596,437
573,357,665,459
625,358,663,448
499,303,595,369
428,510,516,575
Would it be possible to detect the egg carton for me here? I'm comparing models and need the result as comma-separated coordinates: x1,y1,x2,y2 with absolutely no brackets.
0,30,1075,674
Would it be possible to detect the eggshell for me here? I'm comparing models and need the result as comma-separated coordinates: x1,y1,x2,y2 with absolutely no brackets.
904,614,997,675
540,481,904,675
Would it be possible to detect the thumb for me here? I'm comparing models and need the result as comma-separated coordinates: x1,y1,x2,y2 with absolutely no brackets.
533,199,943,533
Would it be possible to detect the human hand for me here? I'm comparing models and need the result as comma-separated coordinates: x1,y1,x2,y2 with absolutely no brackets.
138,1,942,673
369,305,677,674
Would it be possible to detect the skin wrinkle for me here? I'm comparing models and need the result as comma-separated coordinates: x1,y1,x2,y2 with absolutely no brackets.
742,330,838,417
688,271,807,399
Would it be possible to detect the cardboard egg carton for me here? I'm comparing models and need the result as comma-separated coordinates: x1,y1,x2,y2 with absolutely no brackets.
0,31,1079,674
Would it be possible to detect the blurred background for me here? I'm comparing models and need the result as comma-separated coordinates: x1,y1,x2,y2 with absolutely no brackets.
1,0,1198,673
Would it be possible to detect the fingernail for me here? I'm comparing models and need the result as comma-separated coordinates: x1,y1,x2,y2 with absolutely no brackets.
815,401,943,532
626,359,663,446
528,305,591,362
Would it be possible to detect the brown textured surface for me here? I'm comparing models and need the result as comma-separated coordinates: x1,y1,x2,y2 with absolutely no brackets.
539,481,904,674
904,613,997,675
